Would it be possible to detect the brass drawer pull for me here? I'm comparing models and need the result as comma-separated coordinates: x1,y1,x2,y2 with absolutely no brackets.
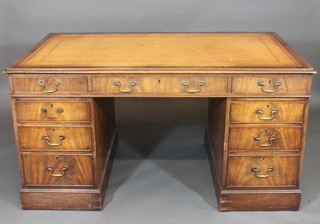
181,81,205,93
257,80,281,93
253,135,276,147
113,80,137,93
47,166,68,177
251,167,274,178
56,107,64,113
42,135,66,146
41,107,64,114
41,108,48,113
255,108,278,120
38,80,61,93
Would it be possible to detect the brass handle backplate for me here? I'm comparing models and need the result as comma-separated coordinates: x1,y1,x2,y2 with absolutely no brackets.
113,81,137,93
255,108,279,120
47,166,68,177
42,135,66,146
251,167,274,178
253,135,276,147
257,80,281,93
38,80,61,93
181,80,205,93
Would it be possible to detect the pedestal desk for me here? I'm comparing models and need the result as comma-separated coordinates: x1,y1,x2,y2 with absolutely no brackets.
3,33,316,211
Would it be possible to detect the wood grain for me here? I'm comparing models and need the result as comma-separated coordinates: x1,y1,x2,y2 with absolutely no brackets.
227,155,299,188
219,190,301,211
21,153,94,187
20,189,102,210
92,75,227,95
228,127,302,151
12,76,88,95
232,77,309,94
230,99,306,123
18,126,91,151
15,100,90,122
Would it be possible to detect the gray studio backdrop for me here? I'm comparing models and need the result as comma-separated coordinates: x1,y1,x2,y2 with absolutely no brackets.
0,1,319,224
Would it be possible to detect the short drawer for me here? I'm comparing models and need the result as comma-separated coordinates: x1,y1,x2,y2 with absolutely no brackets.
232,77,309,95
18,126,91,151
22,153,94,187
230,99,306,123
229,127,301,151
11,76,88,95
15,100,90,122
227,155,299,188
92,76,227,95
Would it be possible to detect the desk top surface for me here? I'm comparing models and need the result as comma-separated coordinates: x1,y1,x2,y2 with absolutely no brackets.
5,33,315,74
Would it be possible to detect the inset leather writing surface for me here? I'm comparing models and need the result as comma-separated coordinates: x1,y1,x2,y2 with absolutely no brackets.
12,33,304,69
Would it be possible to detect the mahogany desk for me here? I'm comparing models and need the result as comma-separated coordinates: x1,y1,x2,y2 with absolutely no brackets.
3,33,316,211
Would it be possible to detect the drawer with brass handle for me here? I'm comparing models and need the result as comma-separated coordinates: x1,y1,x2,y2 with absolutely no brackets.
18,127,91,151
227,155,299,188
230,99,306,123
11,76,88,95
91,76,227,95
228,127,301,151
15,100,90,122
231,77,309,95
21,153,94,187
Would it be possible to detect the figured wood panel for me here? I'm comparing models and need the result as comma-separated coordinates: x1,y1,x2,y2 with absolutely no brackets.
12,76,88,95
220,191,301,211
232,77,308,94
207,98,229,187
90,98,116,186
230,100,305,123
92,76,227,95
227,156,299,188
21,153,94,187
19,126,91,151
229,127,301,151
15,100,90,122
12,33,304,69
21,191,102,210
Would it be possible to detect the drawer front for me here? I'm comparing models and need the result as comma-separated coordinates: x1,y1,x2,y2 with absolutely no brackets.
22,153,94,187
15,101,90,122
92,76,227,95
19,127,91,151
232,77,308,95
12,76,88,95
229,127,301,151
230,100,305,123
163,77,227,94
227,156,299,188
92,77,157,93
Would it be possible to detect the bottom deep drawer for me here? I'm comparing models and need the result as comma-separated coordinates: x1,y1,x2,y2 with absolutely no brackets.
227,155,299,188
21,153,94,187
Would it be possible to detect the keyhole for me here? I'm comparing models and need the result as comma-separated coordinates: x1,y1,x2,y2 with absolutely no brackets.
265,129,268,132
267,104,269,108
269,80,272,84
262,157,265,160
55,156,58,160
50,104,53,108
53,129,56,132
158,80,161,83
